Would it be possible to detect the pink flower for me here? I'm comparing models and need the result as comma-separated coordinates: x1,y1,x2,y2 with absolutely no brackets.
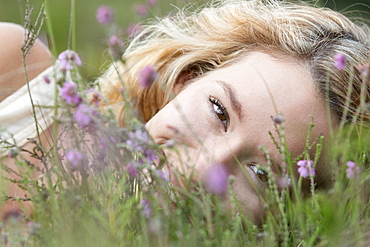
297,160,315,178
140,199,152,219
58,50,82,71
108,35,125,60
8,147,19,159
272,114,284,125
357,63,369,80
127,23,143,38
155,169,170,182
137,65,158,88
109,35,124,47
73,104,98,128
65,150,86,168
126,162,138,177
147,0,157,6
134,4,148,17
96,5,115,25
346,161,360,179
87,88,103,106
60,81,82,106
205,164,229,195
334,53,346,70
43,74,51,84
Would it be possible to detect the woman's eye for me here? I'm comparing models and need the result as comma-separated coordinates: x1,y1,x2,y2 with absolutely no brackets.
209,96,230,132
247,163,268,183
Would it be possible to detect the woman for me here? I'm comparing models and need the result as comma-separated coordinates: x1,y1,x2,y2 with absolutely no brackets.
1,0,369,223
98,0,370,222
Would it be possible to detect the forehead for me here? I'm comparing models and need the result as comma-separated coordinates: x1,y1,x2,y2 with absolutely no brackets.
204,51,317,112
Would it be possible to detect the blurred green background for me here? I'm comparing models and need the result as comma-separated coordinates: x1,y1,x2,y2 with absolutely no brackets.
0,0,369,80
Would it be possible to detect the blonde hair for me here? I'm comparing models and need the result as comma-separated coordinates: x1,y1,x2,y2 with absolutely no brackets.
98,0,370,125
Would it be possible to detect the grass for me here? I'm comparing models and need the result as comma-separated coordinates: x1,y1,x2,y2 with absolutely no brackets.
0,0,369,246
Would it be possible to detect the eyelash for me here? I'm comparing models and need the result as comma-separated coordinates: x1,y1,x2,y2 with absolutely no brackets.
247,163,268,183
209,96,230,132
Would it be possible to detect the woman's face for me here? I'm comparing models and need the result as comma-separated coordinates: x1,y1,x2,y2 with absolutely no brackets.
145,51,332,222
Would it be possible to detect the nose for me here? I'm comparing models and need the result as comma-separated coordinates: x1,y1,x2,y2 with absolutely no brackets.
167,130,250,178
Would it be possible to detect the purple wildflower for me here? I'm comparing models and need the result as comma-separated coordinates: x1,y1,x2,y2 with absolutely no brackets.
138,65,158,88
60,81,82,106
126,129,150,151
140,199,152,219
297,160,315,178
109,35,124,47
8,147,19,159
108,35,125,60
58,50,82,71
96,5,115,25
65,150,86,168
346,161,360,179
357,63,369,80
272,114,284,125
43,74,51,84
147,0,157,6
87,88,103,106
99,136,116,151
74,104,98,128
334,53,346,70
134,4,148,17
155,169,170,182
144,149,158,164
126,162,138,177
127,23,143,38
126,129,158,164
205,164,229,195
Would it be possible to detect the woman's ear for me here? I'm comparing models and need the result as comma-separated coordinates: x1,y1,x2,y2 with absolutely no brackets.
173,70,193,95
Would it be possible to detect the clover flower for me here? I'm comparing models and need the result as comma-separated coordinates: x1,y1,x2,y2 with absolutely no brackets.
205,164,229,195
297,160,315,178
74,104,98,128
140,199,152,219
60,81,82,106
58,50,82,71
137,65,158,88
96,5,115,25
333,53,346,70
65,150,86,168
346,161,360,179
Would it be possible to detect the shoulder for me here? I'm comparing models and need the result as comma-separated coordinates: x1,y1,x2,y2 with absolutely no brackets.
0,22,53,63
0,22,53,101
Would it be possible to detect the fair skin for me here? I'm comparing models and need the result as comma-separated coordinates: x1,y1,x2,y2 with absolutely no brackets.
145,51,332,221
0,23,53,102
0,23,53,218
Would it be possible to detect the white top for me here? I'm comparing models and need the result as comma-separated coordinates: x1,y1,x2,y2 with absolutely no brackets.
0,64,62,157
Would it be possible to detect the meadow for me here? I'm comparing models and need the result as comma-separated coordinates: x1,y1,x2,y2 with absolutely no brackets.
0,0,369,246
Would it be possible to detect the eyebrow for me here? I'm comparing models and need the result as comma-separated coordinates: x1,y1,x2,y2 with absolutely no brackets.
215,80,243,121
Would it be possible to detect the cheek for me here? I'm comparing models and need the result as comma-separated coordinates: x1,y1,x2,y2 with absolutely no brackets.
229,170,265,222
